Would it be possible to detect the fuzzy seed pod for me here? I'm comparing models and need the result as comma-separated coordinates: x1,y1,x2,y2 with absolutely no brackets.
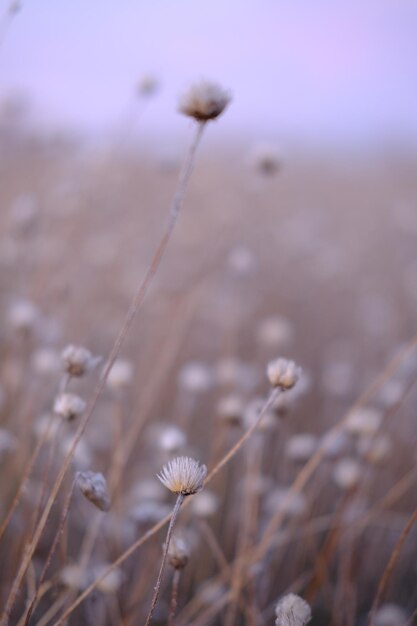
54,393,86,421
275,593,312,626
167,535,190,570
61,344,101,378
157,456,207,496
267,358,301,390
332,458,361,491
107,359,134,390
76,471,111,511
179,80,231,121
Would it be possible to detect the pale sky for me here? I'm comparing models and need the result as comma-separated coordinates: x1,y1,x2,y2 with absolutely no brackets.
1,0,417,145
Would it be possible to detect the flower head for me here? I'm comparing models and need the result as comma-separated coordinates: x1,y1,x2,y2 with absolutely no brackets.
61,344,101,378
54,392,86,421
275,593,312,626
76,470,111,511
157,456,207,496
167,534,190,570
178,80,231,122
267,358,301,390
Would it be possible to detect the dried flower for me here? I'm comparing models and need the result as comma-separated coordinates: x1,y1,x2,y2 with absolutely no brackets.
344,407,382,437
137,74,159,97
275,593,312,626
8,299,39,333
179,80,231,122
267,358,301,390
251,143,282,176
191,490,219,518
257,315,294,348
178,361,213,393
94,564,123,594
157,456,207,496
61,344,101,378
167,535,190,570
286,434,318,463
76,471,111,511
60,564,88,591
157,425,187,453
332,458,361,491
217,393,244,426
53,392,86,420
374,603,407,626
107,359,134,390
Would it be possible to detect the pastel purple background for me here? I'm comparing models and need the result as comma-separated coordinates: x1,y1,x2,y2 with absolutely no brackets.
2,0,417,146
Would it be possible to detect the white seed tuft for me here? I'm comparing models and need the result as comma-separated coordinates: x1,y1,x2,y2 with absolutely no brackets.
157,456,207,496
61,344,101,378
178,80,231,122
267,358,301,390
53,392,86,421
275,593,312,626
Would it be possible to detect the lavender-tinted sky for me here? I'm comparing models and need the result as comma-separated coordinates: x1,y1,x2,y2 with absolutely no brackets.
2,0,417,145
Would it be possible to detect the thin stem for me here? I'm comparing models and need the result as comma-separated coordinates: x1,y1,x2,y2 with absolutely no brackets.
144,493,184,626
368,505,417,626
168,569,181,626
22,480,76,626
0,121,205,626
50,387,281,625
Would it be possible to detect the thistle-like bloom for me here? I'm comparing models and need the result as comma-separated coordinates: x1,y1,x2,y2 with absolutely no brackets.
178,80,231,122
157,456,207,496
167,534,190,570
76,471,111,511
267,358,301,390
275,593,312,626
61,344,101,378
53,392,86,421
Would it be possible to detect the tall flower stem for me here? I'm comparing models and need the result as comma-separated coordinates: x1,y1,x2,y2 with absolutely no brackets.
144,494,185,626
0,121,206,626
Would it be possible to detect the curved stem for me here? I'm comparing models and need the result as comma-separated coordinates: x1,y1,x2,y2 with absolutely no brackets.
0,121,205,626
368,505,417,626
144,494,184,626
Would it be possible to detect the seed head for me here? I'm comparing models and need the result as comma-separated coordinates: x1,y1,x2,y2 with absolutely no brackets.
275,593,312,626
332,458,361,491
267,358,301,390
157,456,207,496
53,392,86,420
178,80,231,122
167,535,190,570
76,471,111,511
107,359,134,390
61,344,101,378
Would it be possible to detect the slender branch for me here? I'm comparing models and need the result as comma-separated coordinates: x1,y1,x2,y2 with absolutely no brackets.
368,505,417,626
0,121,205,626
144,494,184,626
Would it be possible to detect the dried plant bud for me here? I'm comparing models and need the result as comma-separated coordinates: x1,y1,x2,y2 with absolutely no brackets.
267,358,301,390
178,80,231,122
60,564,88,591
217,393,244,426
191,490,219,518
137,74,158,97
178,361,213,393
157,456,207,496
332,458,361,491
286,434,318,463
54,392,86,420
344,407,382,437
275,593,312,626
257,315,294,349
94,565,123,594
8,299,39,333
251,143,282,176
76,471,111,511
107,359,134,391
374,603,407,626
61,344,101,378
167,535,190,570
157,425,187,453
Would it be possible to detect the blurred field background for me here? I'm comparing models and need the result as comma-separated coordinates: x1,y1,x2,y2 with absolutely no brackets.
1,1,417,625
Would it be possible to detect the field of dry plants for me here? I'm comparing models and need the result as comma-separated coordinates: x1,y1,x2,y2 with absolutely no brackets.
1,83,417,626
